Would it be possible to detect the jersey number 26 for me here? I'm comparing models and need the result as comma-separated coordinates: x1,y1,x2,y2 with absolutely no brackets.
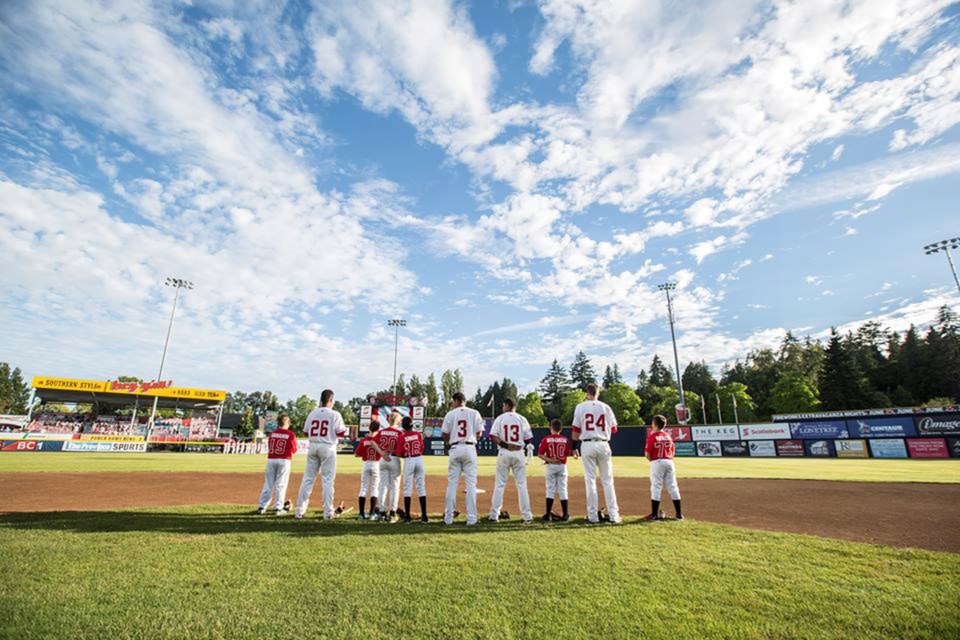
308,420,329,437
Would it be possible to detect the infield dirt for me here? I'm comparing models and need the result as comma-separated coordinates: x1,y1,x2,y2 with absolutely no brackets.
2,471,957,553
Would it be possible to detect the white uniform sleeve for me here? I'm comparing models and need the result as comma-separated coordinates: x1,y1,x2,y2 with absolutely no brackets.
334,411,347,436
473,410,485,438
489,415,502,440
303,412,313,435
441,411,453,435
521,415,533,441
571,403,583,430
605,403,618,429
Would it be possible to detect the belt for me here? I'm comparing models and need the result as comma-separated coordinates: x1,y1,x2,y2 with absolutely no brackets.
546,462,566,465
581,438,607,442
405,454,423,459
499,444,523,452
450,442,476,448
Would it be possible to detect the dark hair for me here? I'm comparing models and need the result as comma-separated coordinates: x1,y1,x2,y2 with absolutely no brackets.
320,389,335,405
652,415,667,429
585,383,599,397
277,413,290,425
401,416,413,431
452,391,466,403
503,397,516,410
369,420,380,432
549,419,562,432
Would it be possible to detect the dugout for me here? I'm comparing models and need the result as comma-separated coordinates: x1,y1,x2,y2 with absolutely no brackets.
27,376,227,442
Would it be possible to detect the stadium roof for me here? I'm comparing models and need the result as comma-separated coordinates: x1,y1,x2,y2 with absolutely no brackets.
31,376,226,411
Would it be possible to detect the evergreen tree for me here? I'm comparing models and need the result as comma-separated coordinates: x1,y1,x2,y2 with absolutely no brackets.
569,351,598,390
539,359,571,410
602,363,623,387
681,361,717,398
820,329,870,410
425,372,440,415
647,355,674,388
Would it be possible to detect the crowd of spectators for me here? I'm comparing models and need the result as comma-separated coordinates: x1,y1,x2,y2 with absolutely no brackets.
22,412,219,439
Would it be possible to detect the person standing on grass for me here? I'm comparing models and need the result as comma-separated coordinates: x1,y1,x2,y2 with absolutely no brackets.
354,420,393,520
256,414,297,515
571,383,621,524
295,389,348,520
537,418,576,521
488,398,534,524
376,410,404,522
441,391,485,525
398,416,428,523
644,414,683,520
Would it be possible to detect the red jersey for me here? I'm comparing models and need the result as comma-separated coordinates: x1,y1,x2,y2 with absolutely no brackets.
398,430,424,457
267,428,298,460
538,433,571,464
354,436,381,462
376,426,402,456
645,430,675,460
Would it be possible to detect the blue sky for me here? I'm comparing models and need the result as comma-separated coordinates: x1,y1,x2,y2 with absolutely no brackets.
1,0,959,401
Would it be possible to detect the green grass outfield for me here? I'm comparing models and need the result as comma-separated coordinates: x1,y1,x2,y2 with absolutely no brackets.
0,506,957,640
1,452,959,482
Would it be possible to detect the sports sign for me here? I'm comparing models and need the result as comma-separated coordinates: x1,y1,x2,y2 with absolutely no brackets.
804,439,835,457
748,441,777,457
948,437,960,458
674,442,697,457
868,438,908,459
691,425,740,441
662,426,692,442
696,441,722,457
32,376,226,401
906,438,948,459
775,439,804,457
789,421,848,439
720,441,749,457
834,439,869,459
773,405,959,420
848,417,916,438
915,415,960,435
738,423,791,440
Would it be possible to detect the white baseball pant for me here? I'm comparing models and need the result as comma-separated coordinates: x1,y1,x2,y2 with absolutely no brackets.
581,440,620,523
403,455,426,497
378,457,401,512
650,458,681,500
489,449,532,521
258,458,291,511
444,444,478,524
295,443,337,519
359,460,380,498
544,463,568,500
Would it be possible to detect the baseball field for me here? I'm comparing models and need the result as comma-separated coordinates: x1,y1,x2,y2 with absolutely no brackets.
2,454,959,640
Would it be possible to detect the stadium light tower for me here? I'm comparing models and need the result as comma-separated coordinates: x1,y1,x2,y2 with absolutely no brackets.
388,318,407,397
658,283,686,421
145,278,194,443
924,238,960,297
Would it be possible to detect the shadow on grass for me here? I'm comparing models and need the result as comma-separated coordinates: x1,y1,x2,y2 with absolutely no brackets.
0,510,668,538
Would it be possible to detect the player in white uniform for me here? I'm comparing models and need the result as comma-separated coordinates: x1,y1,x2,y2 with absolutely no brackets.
295,389,348,520
441,391,485,525
376,410,404,522
571,383,621,524
488,398,534,524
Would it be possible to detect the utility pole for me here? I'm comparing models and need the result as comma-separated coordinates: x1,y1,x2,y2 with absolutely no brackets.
658,283,686,421
145,278,193,446
388,319,407,397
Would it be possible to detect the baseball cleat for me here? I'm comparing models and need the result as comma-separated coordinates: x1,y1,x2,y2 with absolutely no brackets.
642,513,660,521
541,514,552,522
560,514,570,522
675,514,684,520
499,510,511,520
420,514,429,523
453,510,460,518
282,500,292,512
255,508,265,515
522,518,534,525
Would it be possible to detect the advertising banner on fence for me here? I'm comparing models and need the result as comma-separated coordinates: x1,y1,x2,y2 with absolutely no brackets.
1,439,64,452
80,434,145,442
696,441,722,457
949,437,960,458
835,439,869,458
906,438,949,459
721,441,749,456
692,425,741,441
64,441,147,453
868,439,908,459
848,417,917,439
805,439,835,457
789,421,849,439
662,426,692,442
748,441,777,457
915,415,960,436
775,440,805,456
739,423,791,440
675,442,697,457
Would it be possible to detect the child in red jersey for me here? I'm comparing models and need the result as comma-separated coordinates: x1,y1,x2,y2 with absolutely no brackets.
398,416,428,523
644,415,682,520
354,420,392,520
256,414,298,515
537,419,577,521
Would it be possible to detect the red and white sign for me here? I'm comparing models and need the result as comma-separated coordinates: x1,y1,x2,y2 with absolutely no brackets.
775,439,805,457
1,440,39,451
739,423,791,440
906,438,949,459
661,426,692,442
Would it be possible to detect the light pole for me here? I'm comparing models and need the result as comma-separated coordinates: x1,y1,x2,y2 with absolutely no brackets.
388,318,407,397
924,238,960,297
658,283,686,420
145,278,193,444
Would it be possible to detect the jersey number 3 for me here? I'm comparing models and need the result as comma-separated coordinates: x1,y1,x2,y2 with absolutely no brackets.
456,420,468,438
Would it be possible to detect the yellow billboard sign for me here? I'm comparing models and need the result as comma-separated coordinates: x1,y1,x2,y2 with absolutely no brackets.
32,376,226,402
